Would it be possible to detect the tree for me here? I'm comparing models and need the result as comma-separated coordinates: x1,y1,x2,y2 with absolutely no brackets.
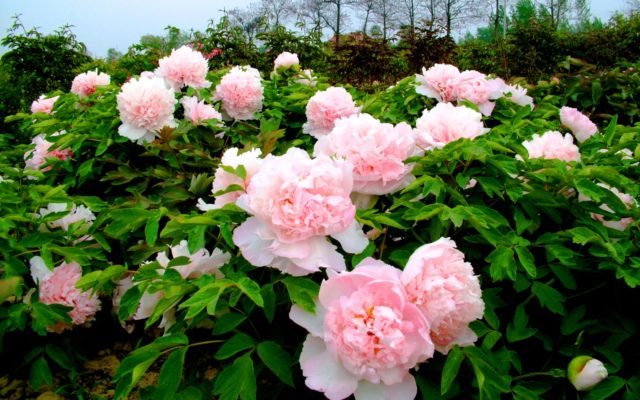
536,0,572,29
260,0,296,27
227,5,267,41
296,0,326,33
371,0,400,40
437,0,490,37
321,0,353,47
354,0,376,35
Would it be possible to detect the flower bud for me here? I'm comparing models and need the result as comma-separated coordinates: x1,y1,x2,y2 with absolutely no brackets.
568,356,608,391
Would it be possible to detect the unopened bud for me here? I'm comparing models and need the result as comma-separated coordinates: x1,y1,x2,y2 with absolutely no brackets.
568,356,608,391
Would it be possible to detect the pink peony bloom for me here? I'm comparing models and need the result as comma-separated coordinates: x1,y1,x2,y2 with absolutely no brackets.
521,131,581,162
274,51,300,71
454,70,495,115
233,148,368,276
155,45,211,90
116,75,177,144
414,102,489,150
155,240,230,279
24,134,73,171
30,256,101,333
180,96,222,125
289,259,434,400
401,238,484,354
31,95,59,114
560,106,598,143
303,87,360,138
314,113,416,195
71,70,111,97
503,84,534,108
38,202,95,232
579,183,636,231
213,66,263,120
415,64,460,103
568,356,608,391
198,147,263,211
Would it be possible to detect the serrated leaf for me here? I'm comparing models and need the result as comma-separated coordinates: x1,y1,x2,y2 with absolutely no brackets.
257,341,294,387
213,352,256,400
235,277,263,307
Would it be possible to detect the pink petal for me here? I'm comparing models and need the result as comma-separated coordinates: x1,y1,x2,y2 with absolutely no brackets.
331,220,369,254
289,304,325,337
353,374,417,400
300,335,358,400
232,217,276,266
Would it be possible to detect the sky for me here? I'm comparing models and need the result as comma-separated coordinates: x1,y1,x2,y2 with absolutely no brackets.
0,0,631,58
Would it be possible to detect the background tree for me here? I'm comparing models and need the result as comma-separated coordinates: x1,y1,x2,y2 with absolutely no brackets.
321,0,353,47
296,0,326,33
371,0,400,40
260,0,296,27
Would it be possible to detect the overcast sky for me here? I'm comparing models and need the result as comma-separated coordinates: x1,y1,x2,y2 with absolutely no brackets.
0,0,630,57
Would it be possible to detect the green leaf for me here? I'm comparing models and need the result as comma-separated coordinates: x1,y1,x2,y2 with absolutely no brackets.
261,284,276,322
486,246,517,281
213,313,247,335
351,241,376,268
515,246,536,278
257,341,294,387
154,346,187,400
214,333,256,360
45,344,73,370
441,346,464,395
235,277,263,307
281,276,319,313
31,302,72,335
213,353,256,400
531,282,565,314
145,212,162,247
29,356,52,390
584,376,625,400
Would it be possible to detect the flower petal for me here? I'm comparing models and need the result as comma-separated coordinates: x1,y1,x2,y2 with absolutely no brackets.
353,374,417,400
300,335,358,400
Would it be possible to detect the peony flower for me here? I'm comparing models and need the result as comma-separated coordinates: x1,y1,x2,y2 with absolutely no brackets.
24,134,73,172
414,102,489,150
180,96,222,125
155,240,230,279
303,87,359,138
155,45,211,90
71,70,111,97
198,147,263,211
560,106,598,143
233,148,368,276
116,75,177,144
314,113,416,195
520,131,581,162
401,238,484,354
31,95,59,114
454,70,495,115
38,202,95,232
289,259,434,400
568,356,608,391
274,51,299,71
579,183,636,231
415,63,460,103
213,66,263,120
30,256,101,333
503,84,534,108
297,69,317,87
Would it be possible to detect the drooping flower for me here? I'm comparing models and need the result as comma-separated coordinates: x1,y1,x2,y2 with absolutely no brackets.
579,183,636,231
38,202,96,232
303,87,359,138
198,147,263,211
180,96,222,125
31,95,59,114
155,45,211,90
568,356,608,391
414,102,489,150
274,51,299,71
289,259,434,400
560,106,598,143
454,70,495,115
71,70,111,97
213,66,263,120
30,256,101,333
233,148,368,276
314,113,416,195
116,75,177,144
520,131,581,162
400,238,484,354
24,134,73,172
415,63,460,103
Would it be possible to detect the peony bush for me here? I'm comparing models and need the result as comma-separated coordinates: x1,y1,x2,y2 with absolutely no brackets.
0,51,639,400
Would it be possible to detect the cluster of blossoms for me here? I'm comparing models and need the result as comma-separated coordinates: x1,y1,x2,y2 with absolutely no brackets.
579,183,636,231
70,70,111,97
416,63,533,115
30,257,101,333
24,133,73,172
189,42,222,60
290,238,484,400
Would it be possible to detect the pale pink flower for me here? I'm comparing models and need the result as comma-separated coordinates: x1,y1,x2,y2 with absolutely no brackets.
38,202,95,232
401,238,484,354
213,66,263,120
198,147,263,211
155,45,211,90
31,95,59,114
30,256,101,333
180,96,222,125
560,106,598,143
71,70,111,97
579,183,636,231
303,87,359,138
503,84,534,108
116,75,177,144
414,102,489,150
24,134,73,171
155,240,230,279
568,356,608,391
233,148,368,276
274,51,299,70
454,70,495,115
297,69,317,87
289,259,434,400
314,113,416,195
521,131,581,162
415,64,460,103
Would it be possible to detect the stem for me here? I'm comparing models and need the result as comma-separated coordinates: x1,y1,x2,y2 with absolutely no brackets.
378,227,388,259
513,371,564,381
188,339,225,349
